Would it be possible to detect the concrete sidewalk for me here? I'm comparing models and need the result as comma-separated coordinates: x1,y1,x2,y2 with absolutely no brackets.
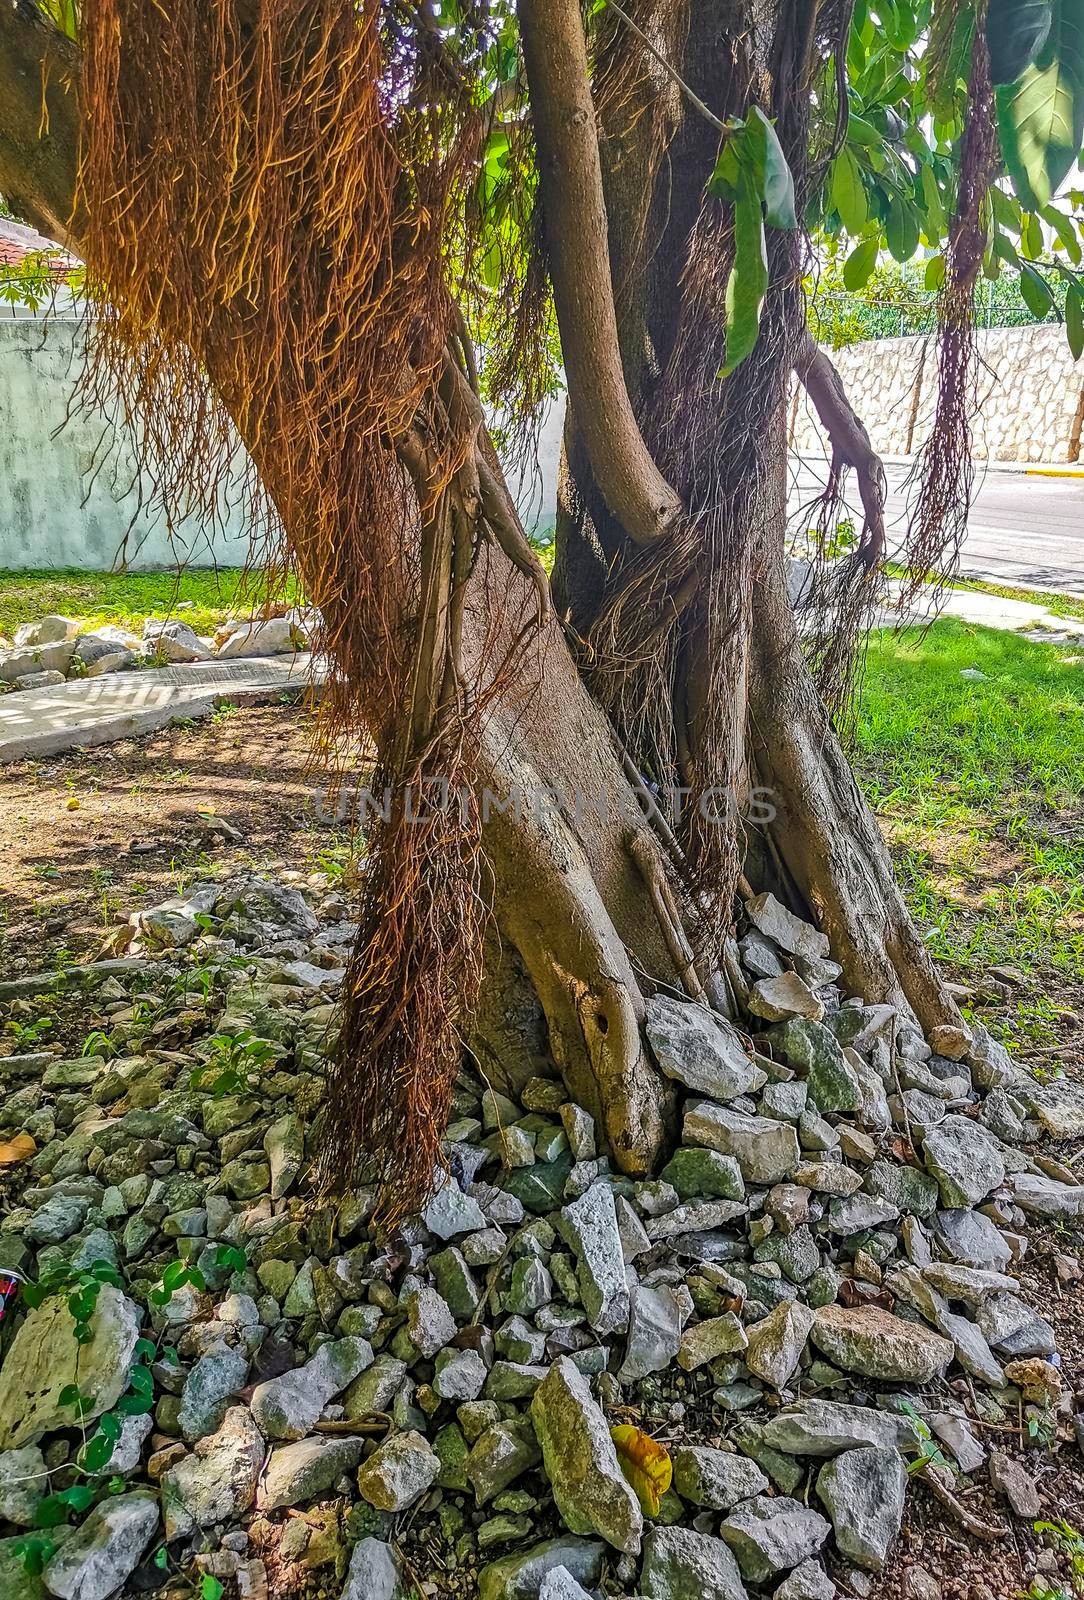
882,580,1084,643
0,654,325,763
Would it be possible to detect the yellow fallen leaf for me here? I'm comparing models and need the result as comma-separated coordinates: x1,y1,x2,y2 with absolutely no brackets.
66,796,80,810
0,1134,36,1166
610,1423,673,1517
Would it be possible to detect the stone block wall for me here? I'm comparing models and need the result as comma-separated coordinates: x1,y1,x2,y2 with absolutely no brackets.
790,323,1084,465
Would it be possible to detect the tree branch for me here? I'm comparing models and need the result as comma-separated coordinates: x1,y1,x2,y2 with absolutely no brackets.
794,329,887,569
517,0,684,548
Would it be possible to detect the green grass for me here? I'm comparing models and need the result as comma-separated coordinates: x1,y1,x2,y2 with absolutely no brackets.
0,568,297,640
854,618,1084,988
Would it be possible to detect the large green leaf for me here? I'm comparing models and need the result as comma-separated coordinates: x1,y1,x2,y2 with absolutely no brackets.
1019,261,1056,315
996,0,1084,209
831,147,869,233
843,234,880,289
745,107,797,229
721,168,769,377
1067,283,1084,354
987,0,1054,86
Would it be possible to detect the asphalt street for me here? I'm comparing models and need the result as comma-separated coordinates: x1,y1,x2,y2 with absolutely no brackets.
790,459,1084,596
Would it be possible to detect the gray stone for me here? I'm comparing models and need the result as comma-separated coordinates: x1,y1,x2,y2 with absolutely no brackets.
772,1020,861,1113
41,1491,158,1600
0,639,75,683
538,1567,593,1600
142,618,210,664
80,1413,153,1477
424,1174,489,1239
0,1285,140,1449
826,1194,900,1236
620,1285,686,1382
748,974,824,1024
15,616,75,648
683,1103,799,1185
506,1257,553,1315
0,1445,47,1526
434,1348,488,1402
340,1537,411,1600
251,1336,373,1440
160,1407,265,1537
467,1418,542,1505
719,1495,830,1583
1013,1173,1084,1220
864,1159,939,1219
760,1399,917,1457
660,1149,745,1202
745,894,830,966
811,1305,954,1383
25,1195,89,1246
934,1209,1012,1271
264,1113,305,1200
646,995,757,1101
178,1341,249,1443
774,1560,836,1600
744,1301,816,1390
478,1538,605,1600
404,1285,457,1357
922,1117,1006,1208
678,1313,748,1369
557,1183,629,1336
977,1291,1056,1357
671,1446,769,1510
345,1355,408,1418
530,1357,642,1555
357,1429,440,1511
640,1526,749,1600
816,1445,907,1571
257,1435,367,1510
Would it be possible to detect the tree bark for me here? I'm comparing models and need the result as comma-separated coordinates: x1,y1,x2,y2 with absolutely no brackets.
0,0,966,1189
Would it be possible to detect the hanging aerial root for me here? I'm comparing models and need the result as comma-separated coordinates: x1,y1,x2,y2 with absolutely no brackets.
75,0,539,1221
323,746,487,1235
903,2,998,605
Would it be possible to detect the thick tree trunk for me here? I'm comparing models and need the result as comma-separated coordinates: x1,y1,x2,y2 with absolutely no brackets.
0,0,965,1194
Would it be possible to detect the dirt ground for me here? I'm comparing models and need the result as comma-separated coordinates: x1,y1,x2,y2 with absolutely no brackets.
2,704,1084,1600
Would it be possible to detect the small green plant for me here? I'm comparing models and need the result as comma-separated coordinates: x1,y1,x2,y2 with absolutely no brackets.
897,1399,952,1476
210,700,238,724
23,1260,124,1344
189,1029,277,1097
80,1029,116,1060
5,1015,53,1049
148,1260,207,1308
1034,1519,1084,1595
1027,1403,1058,1450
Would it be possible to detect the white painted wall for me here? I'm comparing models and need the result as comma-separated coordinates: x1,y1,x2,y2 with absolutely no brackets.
0,313,566,570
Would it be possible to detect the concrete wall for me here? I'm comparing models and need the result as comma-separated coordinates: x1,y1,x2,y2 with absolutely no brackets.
790,322,1084,465
0,313,563,571
0,317,252,571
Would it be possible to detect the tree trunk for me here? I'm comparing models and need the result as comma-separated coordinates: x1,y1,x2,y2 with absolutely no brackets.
0,0,966,1196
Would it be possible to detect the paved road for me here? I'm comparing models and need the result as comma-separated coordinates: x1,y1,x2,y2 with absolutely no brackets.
791,460,1084,595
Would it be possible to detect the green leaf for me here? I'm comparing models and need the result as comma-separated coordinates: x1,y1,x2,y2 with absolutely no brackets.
925,253,947,290
843,235,880,289
885,191,921,260
201,1577,226,1600
721,168,769,377
847,112,883,146
987,0,1055,84
745,107,797,229
1066,283,1084,353
80,1432,116,1473
1020,261,1056,315
831,147,869,233
997,0,1084,209
1022,209,1045,258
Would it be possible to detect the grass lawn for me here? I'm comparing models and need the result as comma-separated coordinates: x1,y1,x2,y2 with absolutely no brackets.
0,568,297,640
854,617,1084,1053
